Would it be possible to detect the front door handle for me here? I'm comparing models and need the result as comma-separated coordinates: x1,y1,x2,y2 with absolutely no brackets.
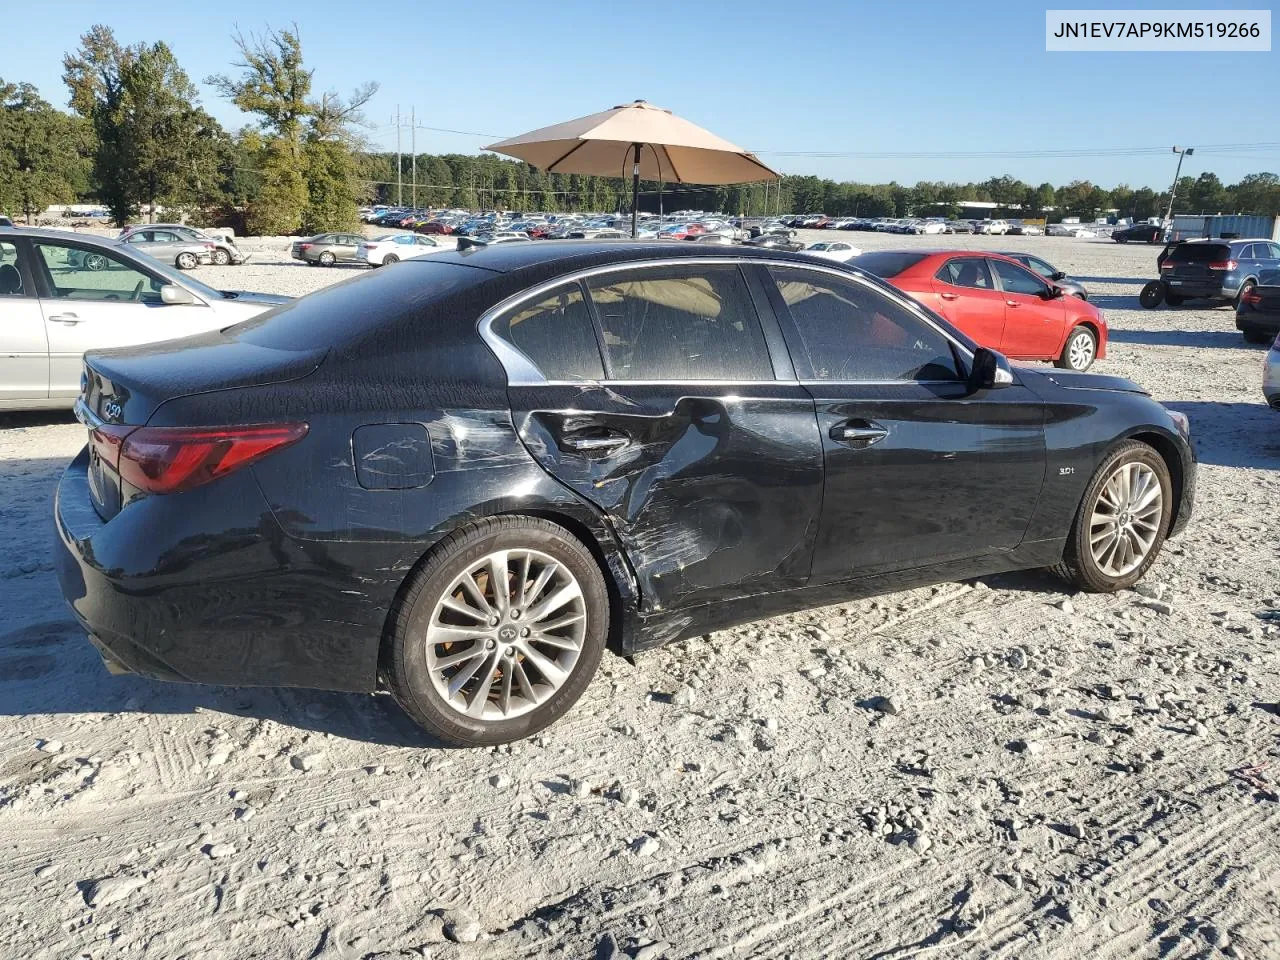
940,292,959,300
1006,300,1020,307
560,432,630,454
47,313,81,324
830,420,889,448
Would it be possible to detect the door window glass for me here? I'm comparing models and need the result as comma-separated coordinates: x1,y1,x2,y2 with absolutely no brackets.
936,257,994,290
990,259,1048,296
151,231,181,243
494,282,605,381
34,243,164,304
586,265,773,381
1022,257,1056,279
771,267,960,382
0,242,27,296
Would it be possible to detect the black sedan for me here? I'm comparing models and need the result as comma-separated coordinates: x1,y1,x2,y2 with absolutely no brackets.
55,242,1196,746
1112,223,1165,243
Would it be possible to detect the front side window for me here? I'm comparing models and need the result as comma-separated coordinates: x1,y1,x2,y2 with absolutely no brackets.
1022,257,1056,279
34,243,163,303
990,259,1048,296
494,282,605,381
771,266,961,383
586,265,773,381
936,257,994,290
0,241,27,296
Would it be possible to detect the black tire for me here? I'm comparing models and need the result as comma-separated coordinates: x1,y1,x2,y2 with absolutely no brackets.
383,254,399,265
1164,292,1185,306
1235,281,1256,310
1051,440,1173,593
211,248,231,266
1242,328,1272,345
386,516,609,747
318,251,336,267
1055,325,1097,371
1115,236,1128,243
176,252,198,270
1139,281,1164,308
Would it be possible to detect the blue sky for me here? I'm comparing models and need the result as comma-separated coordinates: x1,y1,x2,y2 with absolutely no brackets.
8,0,1278,188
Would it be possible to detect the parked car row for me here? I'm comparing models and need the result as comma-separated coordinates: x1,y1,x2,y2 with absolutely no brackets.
116,224,247,269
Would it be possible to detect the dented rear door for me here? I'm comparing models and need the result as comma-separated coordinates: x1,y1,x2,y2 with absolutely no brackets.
500,262,824,614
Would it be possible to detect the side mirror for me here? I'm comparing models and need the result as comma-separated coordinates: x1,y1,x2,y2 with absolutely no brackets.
1039,285,1064,300
159,283,194,305
1051,270,1067,281
968,347,1014,390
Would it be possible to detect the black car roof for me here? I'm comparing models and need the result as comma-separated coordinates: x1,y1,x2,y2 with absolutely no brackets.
403,239,835,277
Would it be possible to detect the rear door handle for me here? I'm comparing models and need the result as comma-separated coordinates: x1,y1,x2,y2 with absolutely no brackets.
47,313,81,324
560,432,630,454
830,420,888,448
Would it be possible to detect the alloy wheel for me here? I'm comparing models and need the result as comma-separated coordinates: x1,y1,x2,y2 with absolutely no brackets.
85,253,108,271
1067,331,1095,370
1088,462,1163,577
424,549,587,721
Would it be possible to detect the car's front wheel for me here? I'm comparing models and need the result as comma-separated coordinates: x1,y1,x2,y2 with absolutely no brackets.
176,252,198,270
1056,326,1097,371
1052,440,1173,592
386,516,609,747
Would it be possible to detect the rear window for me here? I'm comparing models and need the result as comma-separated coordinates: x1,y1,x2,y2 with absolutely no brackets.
227,261,492,351
1169,243,1230,263
849,252,927,278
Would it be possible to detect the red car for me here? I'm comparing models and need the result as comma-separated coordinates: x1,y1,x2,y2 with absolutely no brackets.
419,221,454,235
854,250,1107,371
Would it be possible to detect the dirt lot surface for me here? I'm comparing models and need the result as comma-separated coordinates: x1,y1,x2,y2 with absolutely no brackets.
1,233,1278,960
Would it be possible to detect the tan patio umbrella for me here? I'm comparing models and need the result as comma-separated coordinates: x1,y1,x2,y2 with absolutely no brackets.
484,100,778,237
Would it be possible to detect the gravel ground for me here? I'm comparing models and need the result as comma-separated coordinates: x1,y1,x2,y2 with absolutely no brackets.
1,233,1279,960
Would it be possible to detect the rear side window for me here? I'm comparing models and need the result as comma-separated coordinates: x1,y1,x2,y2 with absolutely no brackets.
586,264,773,381
493,282,605,381
936,257,994,290
1170,243,1230,263
771,266,961,383
849,251,927,278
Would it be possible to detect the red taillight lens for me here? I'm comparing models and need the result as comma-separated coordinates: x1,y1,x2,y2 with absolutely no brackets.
1207,260,1238,271
1160,262,1174,271
108,423,308,495
300,243,312,250
1242,290,1263,305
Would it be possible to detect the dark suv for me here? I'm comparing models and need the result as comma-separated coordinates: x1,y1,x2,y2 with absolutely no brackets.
1157,238,1280,307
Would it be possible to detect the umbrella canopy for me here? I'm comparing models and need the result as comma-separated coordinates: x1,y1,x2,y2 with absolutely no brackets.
484,100,778,235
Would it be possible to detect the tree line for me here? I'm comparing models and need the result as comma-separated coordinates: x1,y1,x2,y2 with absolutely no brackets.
2,26,1279,232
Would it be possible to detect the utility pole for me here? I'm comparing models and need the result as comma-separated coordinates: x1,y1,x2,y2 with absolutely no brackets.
1164,146,1194,229
395,105,402,206
410,106,416,209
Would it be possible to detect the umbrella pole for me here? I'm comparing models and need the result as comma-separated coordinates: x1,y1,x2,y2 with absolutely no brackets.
630,142,642,239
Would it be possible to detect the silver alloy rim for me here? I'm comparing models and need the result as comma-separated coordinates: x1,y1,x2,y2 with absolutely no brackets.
85,254,107,271
1068,332,1095,370
1088,461,1163,577
425,549,587,721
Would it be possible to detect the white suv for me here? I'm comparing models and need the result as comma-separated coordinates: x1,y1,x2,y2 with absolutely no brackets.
975,219,1011,235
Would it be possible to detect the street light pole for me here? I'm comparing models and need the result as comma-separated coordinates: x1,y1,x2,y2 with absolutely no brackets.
1163,146,1194,229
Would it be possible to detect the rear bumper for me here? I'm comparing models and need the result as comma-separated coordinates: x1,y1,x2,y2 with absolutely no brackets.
1164,278,1232,299
54,448,391,693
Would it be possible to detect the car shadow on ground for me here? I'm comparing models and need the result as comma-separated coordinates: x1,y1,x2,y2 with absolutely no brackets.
1160,400,1280,469
1108,328,1257,350
0,410,78,430
0,618,444,747
1087,294,1143,312
1074,276,1153,285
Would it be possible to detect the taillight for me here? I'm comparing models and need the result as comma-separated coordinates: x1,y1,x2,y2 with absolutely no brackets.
300,243,312,251
1207,260,1238,271
110,423,308,495
204,242,216,250
1241,290,1263,305
1160,262,1174,271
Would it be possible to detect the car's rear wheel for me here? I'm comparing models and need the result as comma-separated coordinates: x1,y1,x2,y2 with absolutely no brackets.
318,251,336,266
1052,440,1172,592
1056,326,1097,371
211,248,231,266
1139,281,1165,308
383,254,399,265
176,252,198,270
386,516,609,746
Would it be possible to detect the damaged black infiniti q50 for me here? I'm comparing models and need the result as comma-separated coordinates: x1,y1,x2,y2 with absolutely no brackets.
55,242,1195,746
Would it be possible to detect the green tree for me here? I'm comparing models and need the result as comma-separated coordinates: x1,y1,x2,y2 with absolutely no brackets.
1187,172,1229,213
1229,172,1280,216
64,26,223,225
0,79,92,222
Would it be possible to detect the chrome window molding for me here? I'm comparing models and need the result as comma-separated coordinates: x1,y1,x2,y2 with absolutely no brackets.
477,256,975,387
